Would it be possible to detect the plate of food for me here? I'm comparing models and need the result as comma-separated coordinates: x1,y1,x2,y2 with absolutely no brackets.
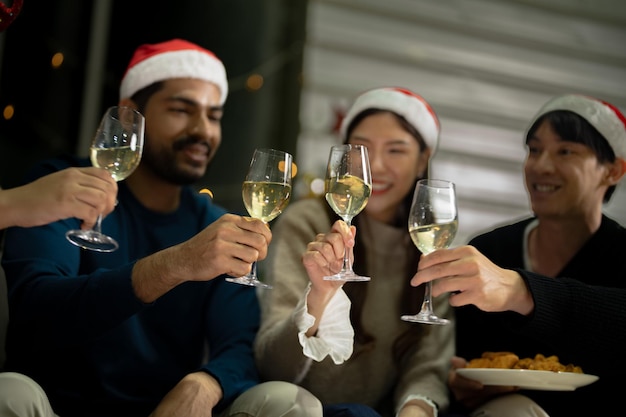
456,368,599,391
457,351,599,391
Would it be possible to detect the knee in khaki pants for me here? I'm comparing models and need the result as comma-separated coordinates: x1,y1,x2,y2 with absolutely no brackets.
0,372,57,417
218,381,323,417
470,393,549,417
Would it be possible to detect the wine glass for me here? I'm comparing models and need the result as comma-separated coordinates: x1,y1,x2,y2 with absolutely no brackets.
401,179,458,325
66,106,145,252
225,148,293,289
323,144,372,281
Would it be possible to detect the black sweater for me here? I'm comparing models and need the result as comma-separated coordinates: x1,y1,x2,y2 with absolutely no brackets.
453,215,626,416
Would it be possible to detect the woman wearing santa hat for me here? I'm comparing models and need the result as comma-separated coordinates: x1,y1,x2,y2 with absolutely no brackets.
255,87,453,417
412,94,626,417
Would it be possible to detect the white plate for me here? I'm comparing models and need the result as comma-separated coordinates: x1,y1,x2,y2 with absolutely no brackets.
456,368,599,391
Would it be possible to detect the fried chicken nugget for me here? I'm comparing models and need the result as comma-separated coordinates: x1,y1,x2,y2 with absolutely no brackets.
467,351,584,373
490,353,520,369
466,358,493,368
482,351,516,359
467,351,519,369
534,361,566,372
564,364,583,373
512,357,534,370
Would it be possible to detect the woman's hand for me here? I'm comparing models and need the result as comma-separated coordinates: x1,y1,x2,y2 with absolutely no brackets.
301,219,355,335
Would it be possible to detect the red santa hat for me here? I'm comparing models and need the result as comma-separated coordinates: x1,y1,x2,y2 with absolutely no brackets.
528,94,626,159
119,39,228,104
340,87,440,150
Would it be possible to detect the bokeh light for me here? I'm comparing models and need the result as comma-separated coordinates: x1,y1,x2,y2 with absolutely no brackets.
3,105,15,120
51,52,64,68
245,74,264,91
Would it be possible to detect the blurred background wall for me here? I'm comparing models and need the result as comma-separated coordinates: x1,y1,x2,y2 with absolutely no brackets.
296,0,626,244
1,0,625,243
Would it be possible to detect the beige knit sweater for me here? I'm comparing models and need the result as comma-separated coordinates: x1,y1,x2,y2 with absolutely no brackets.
255,197,454,416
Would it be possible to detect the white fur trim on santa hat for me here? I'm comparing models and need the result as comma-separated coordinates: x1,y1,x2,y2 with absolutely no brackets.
340,87,440,151
527,94,626,159
120,49,228,104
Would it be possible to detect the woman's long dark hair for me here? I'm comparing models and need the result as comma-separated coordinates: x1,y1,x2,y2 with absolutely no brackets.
527,110,617,202
328,108,433,364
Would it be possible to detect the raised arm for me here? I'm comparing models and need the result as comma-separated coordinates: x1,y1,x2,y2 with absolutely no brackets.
0,167,117,230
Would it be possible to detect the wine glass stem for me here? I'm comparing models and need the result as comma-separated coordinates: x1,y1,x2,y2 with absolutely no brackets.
421,281,434,313
94,213,104,233
340,248,352,272
250,261,258,281
247,219,266,281
341,217,353,272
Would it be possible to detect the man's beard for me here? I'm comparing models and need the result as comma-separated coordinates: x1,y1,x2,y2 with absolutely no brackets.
142,136,212,185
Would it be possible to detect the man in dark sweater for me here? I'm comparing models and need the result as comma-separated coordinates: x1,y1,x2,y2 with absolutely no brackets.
412,94,626,417
0,39,322,417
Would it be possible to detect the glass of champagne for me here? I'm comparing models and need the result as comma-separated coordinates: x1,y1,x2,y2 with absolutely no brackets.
323,144,372,281
66,106,145,252
225,148,293,289
401,179,458,325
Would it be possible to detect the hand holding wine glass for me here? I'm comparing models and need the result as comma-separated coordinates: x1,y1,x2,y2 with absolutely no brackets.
225,148,293,289
401,179,458,325
66,106,145,252
323,144,372,281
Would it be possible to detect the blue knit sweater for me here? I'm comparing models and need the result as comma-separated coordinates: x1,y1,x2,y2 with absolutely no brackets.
2,156,260,417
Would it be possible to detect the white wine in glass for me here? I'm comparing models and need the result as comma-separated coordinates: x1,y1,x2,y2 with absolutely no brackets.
323,144,372,281
401,179,458,325
225,148,293,289
65,106,145,252
241,181,290,223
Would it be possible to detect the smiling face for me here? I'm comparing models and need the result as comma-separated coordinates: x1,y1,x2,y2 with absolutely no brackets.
524,120,613,220
347,111,430,224
137,78,223,185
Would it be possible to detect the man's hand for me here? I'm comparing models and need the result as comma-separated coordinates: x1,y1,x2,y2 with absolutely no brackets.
0,167,117,230
132,214,272,303
150,372,222,417
410,246,534,315
448,356,518,410
175,214,272,281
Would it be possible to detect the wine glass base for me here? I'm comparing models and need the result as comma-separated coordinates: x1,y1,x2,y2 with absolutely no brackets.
66,230,119,253
225,276,273,289
323,272,371,282
401,313,449,325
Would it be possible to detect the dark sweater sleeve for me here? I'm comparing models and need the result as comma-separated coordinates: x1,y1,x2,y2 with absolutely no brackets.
2,158,146,346
202,281,261,412
512,269,626,374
